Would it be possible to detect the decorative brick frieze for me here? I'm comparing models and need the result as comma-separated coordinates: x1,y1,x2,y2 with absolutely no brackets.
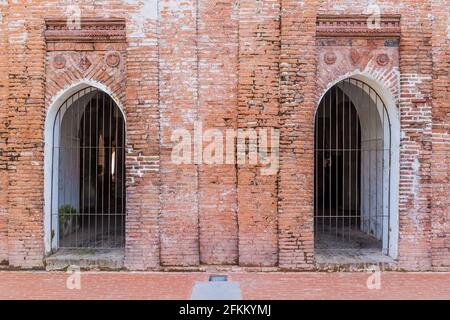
45,18,126,43
317,14,401,38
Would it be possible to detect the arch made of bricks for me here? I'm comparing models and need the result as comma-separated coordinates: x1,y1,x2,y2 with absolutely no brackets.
315,72,400,259
43,79,126,254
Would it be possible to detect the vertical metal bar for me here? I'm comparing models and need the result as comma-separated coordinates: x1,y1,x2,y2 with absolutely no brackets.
315,110,318,236
122,113,126,247
342,80,345,240
102,92,106,248
62,98,67,245
81,92,86,248
381,92,385,252
335,85,338,240
387,101,392,255
61,100,65,246
88,95,92,248
108,95,113,248
68,94,72,248
352,80,356,239
356,80,361,239
367,84,372,240
54,103,60,247
95,91,99,249
321,94,325,235
75,92,80,248
114,104,119,247
375,91,379,243
328,84,332,236
348,79,352,240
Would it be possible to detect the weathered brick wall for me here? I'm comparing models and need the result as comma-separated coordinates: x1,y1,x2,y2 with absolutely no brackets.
237,0,280,267
122,1,160,271
197,0,239,265
0,0,448,271
0,1,8,264
6,1,46,268
278,0,319,270
430,0,450,270
159,0,200,267
396,2,434,271
1,0,163,269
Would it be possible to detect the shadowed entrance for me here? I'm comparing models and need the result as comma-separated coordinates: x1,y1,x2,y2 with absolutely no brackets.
51,87,125,250
314,78,392,263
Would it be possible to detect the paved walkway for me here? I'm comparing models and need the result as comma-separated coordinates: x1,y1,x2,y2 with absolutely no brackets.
0,271,449,300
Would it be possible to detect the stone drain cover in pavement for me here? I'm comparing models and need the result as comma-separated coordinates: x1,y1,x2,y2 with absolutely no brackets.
190,276,242,300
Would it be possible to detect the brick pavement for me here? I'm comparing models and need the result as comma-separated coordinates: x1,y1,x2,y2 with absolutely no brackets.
0,271,449,300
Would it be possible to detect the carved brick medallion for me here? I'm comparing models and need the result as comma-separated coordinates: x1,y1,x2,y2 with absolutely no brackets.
324,52,337,65
52,54,66,69
376,53,390,66
105,51,121,68
350,49,361,65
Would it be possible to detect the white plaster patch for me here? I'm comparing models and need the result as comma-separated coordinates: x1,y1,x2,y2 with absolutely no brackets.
401,73,433,100
447,15,450,40
161,0,194,11
326,0,405,12
0,0,5,22
8,19,28,44
410,155,422,229
125,0,158,40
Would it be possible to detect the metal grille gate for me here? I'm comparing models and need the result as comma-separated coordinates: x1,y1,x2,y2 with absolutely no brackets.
314,78,391,254
51,87,126,250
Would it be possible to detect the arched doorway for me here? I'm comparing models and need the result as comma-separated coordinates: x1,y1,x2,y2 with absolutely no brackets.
314,78,395,260
50,87,126,250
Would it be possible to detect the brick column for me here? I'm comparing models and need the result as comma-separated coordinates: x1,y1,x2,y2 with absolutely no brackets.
0,2,8,264
237,0,280,267
397,4,433,270
278,0,319,269
430,0,450,270
124,2,161,270
197,0,239,265
6,1,46,268
159,0,200,266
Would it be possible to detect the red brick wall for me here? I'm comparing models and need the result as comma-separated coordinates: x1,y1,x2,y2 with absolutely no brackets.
430,0,450,270
198,0,239,265
237,0,280,267
0,0,448,271
6,1,46,268
122,2,161,271
396,2,434,271
158,0,200,267
0,0,163,269
0,1,8,264
278,0,319,270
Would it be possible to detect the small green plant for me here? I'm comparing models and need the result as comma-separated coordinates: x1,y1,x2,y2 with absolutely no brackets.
59,204,79,237
58,204,77,225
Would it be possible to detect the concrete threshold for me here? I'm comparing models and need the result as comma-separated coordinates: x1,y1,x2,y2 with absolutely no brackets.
44,248,124,271
315,248,397,271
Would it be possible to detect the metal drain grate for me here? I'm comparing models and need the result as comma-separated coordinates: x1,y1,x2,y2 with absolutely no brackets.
209,275,228,282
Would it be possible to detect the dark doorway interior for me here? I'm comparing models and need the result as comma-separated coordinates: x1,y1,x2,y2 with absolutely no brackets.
57,89,125,249
314,81,382,256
